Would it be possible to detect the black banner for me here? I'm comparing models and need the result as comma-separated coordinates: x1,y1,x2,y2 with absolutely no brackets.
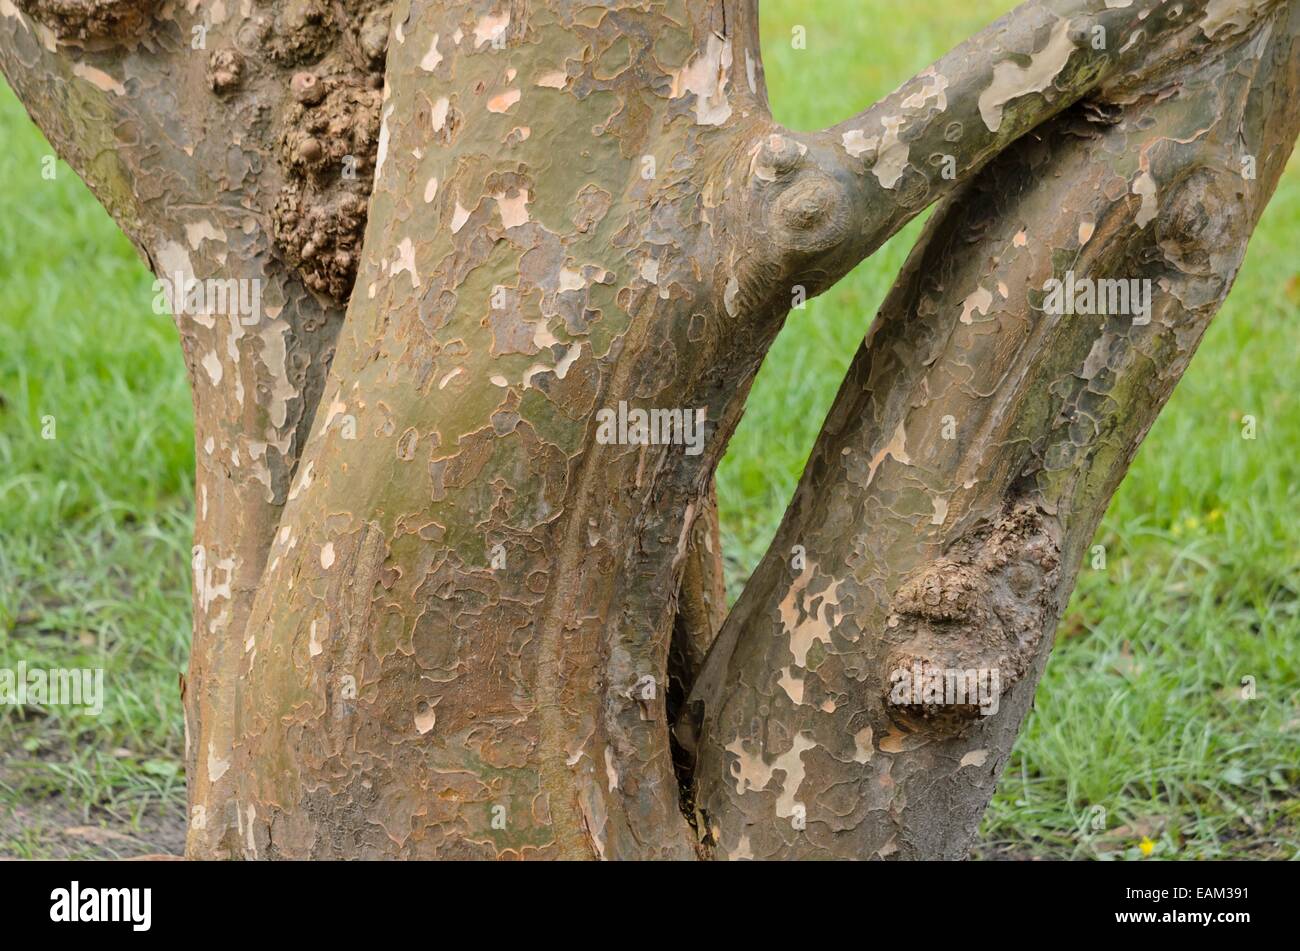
0,858,1285,938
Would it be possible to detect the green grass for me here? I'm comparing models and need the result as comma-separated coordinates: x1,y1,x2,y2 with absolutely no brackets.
0,83,192,853
2,0,1297,859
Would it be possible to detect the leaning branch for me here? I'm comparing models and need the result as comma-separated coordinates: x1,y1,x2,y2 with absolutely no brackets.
718,0,1282,324
688,0,1300,859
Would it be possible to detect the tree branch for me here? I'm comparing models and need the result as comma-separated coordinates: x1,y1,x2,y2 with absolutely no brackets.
687,1,1300,858
717,0,1283,326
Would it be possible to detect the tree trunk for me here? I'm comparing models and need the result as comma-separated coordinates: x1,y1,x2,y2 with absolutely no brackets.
3,0,1295,859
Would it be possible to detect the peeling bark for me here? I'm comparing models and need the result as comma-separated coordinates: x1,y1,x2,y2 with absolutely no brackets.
2,0,1295,859
0,0,391,852
687,2,1300,859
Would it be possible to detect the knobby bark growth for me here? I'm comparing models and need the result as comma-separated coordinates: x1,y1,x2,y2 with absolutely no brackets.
2,0,1295,859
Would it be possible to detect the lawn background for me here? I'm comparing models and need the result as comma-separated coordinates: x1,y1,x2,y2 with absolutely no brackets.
2,0,1297,858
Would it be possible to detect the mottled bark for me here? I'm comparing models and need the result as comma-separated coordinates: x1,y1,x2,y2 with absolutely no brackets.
2,0,1294,859
687,1,1300,859
0,0,390,844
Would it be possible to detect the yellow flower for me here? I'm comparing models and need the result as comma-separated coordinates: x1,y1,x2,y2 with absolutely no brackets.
1139,836,1155,857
